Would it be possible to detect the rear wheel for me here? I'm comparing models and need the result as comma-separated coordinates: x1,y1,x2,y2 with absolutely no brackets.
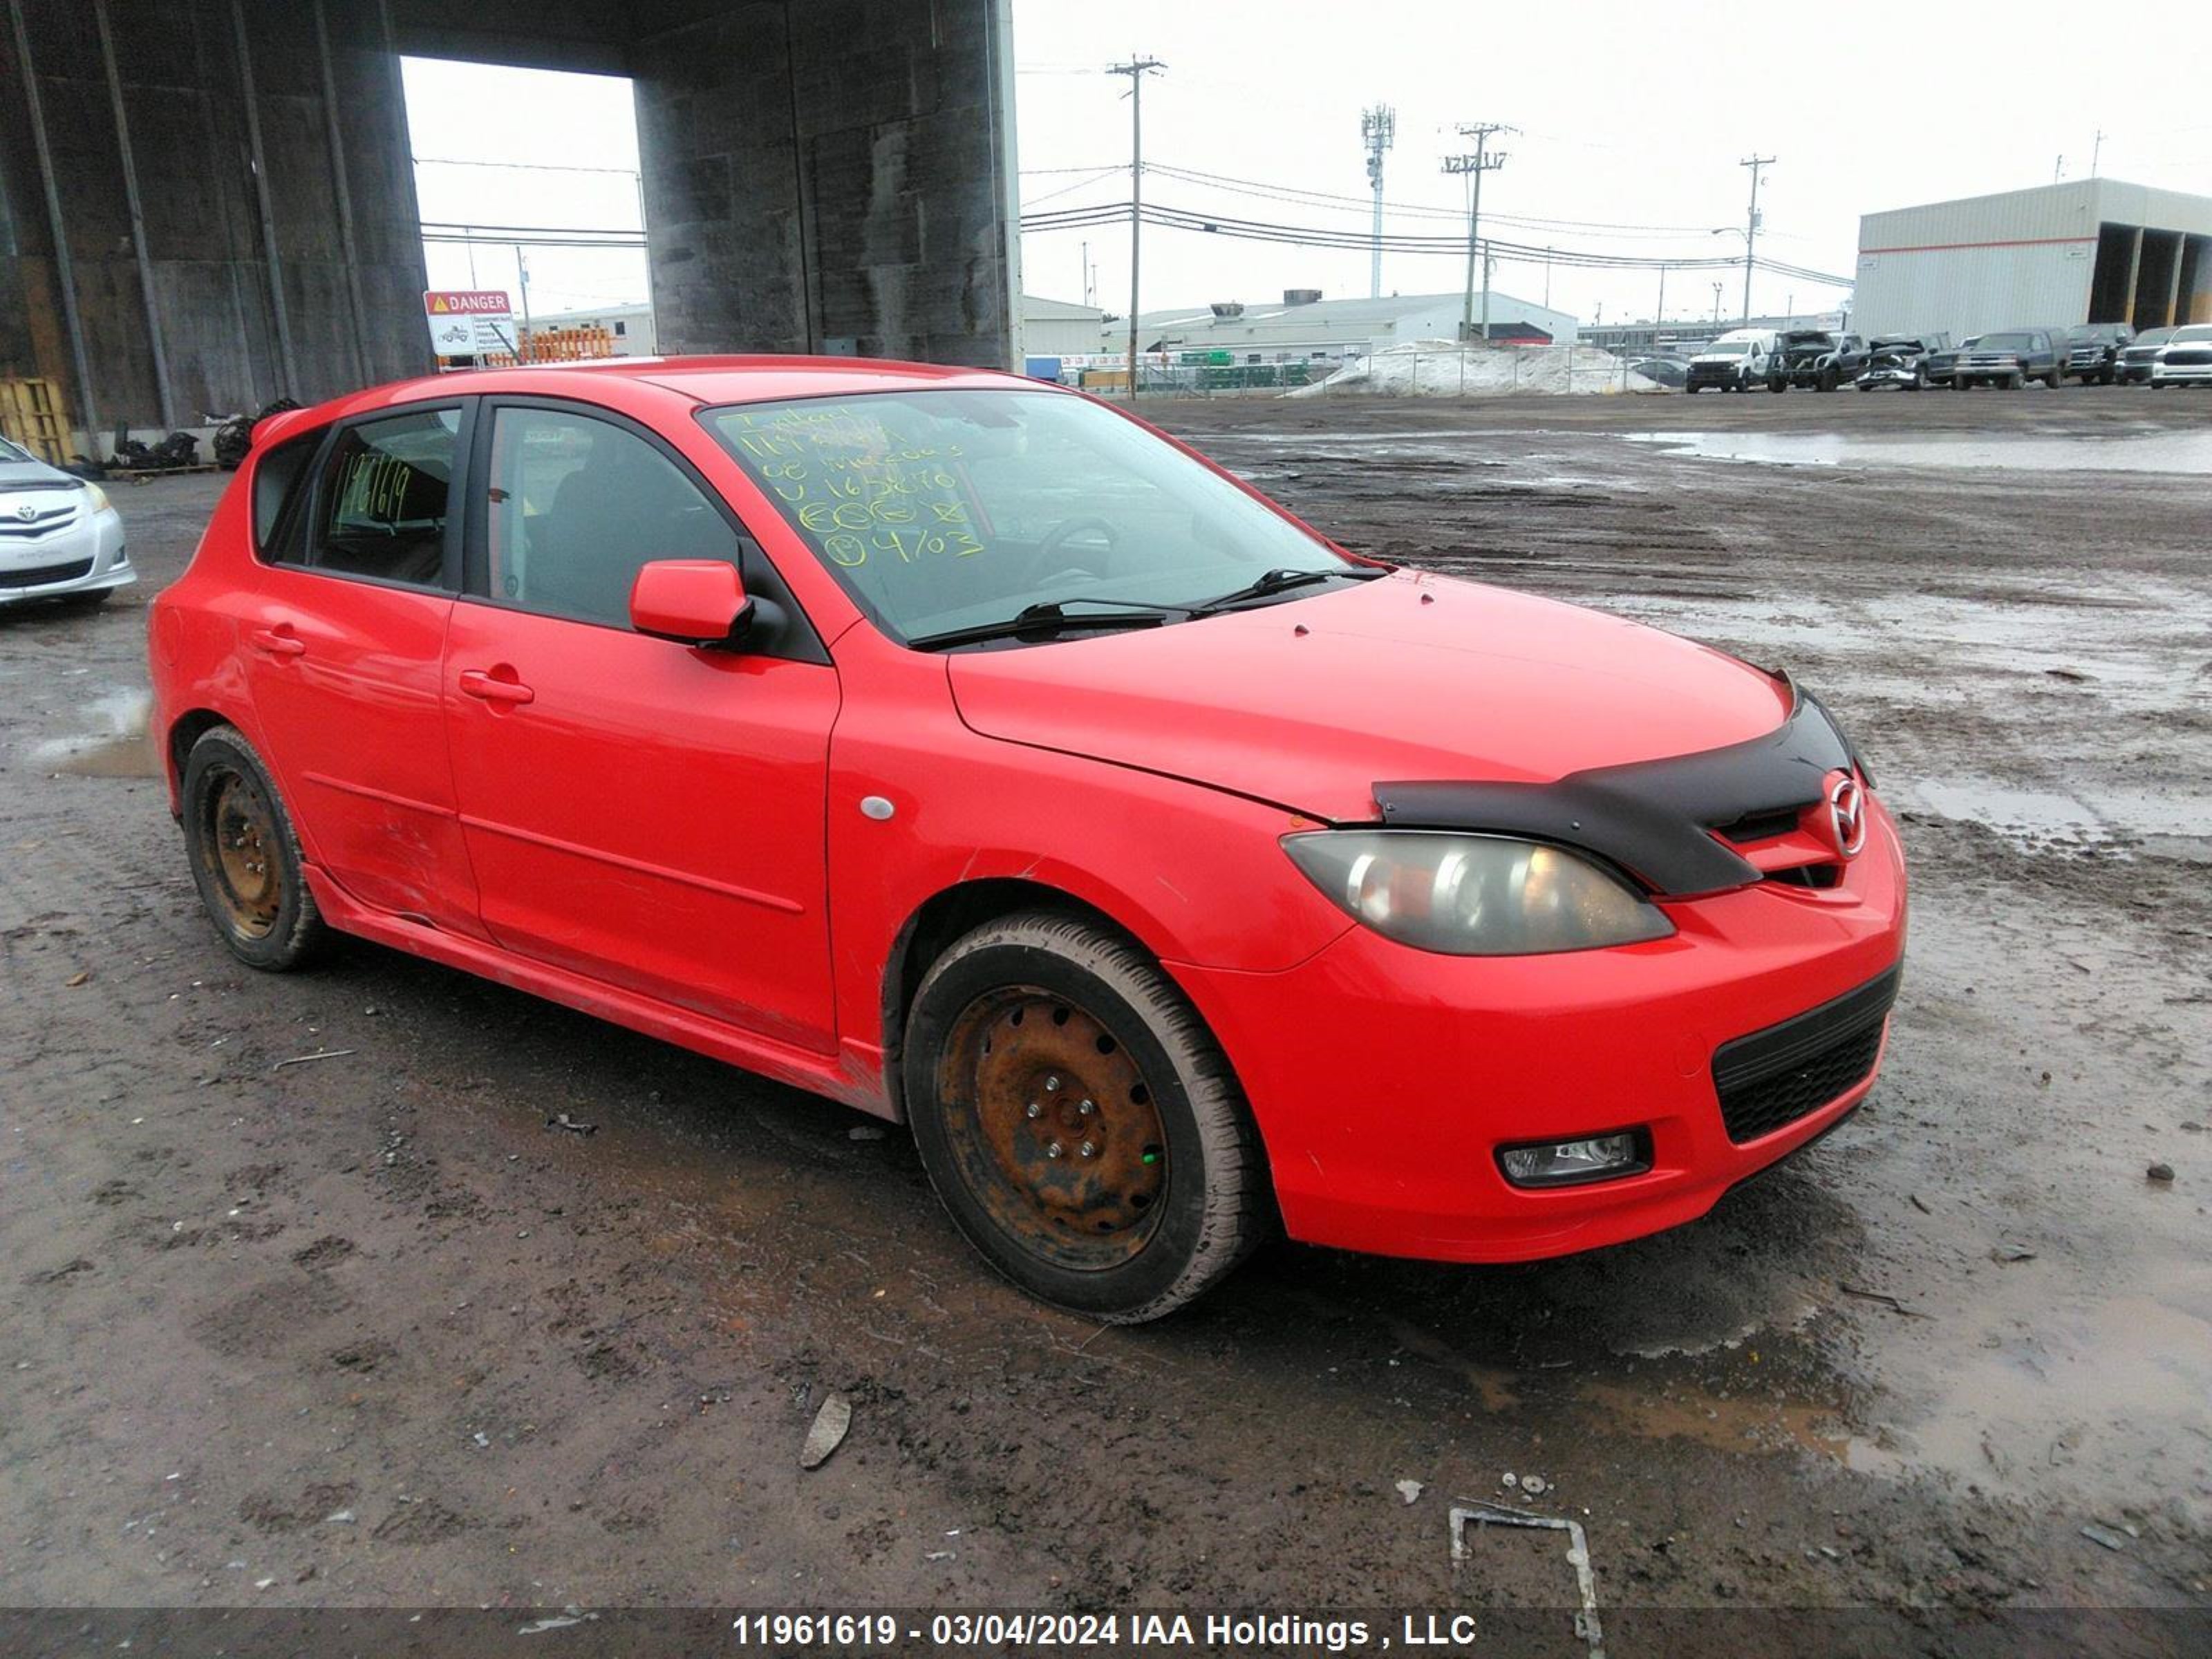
181,725,326,971
902,911,1271,1322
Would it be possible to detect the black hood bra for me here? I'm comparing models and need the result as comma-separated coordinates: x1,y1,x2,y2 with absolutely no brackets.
1372,675,1862,899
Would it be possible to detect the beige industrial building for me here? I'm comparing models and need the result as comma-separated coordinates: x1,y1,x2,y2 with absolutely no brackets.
1855,179,2212,341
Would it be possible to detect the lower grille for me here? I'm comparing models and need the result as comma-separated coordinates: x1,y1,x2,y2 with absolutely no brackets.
1712,966,1900,1144
0,556,94,588
2164,349,2212,367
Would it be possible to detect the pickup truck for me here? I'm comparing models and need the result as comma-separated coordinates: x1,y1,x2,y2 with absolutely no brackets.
1953,329,2067,390
2064,323,2135,385
1855,334,1950,391
1766,330,1867,393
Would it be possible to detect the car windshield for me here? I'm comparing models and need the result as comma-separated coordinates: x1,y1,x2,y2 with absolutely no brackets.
2173,326,2212,344
2133,330,2175,348
1703,341,1750,356
1974,333,2035,350
704,389,1353,644
0,435,36,465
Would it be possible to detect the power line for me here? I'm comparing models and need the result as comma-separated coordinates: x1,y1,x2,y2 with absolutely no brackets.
414,155,639,177
1019,201,1855,285
1140,162,1734,237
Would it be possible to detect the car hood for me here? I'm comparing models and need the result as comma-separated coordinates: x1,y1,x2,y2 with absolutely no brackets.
946,571,1794,822
0,460,78,491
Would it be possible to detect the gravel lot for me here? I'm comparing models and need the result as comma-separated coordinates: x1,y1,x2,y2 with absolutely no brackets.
2,385,2206,1653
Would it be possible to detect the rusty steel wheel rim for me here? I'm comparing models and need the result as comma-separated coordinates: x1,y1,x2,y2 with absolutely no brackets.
204,769,283,939
937,986,1169,1270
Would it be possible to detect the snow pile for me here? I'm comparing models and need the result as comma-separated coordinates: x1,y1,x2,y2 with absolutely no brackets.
1288,340,1662,398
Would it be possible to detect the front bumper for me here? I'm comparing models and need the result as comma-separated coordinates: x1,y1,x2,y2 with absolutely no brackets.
1855,367,1920,388
2155,360,2212,383
1173,798,1907,1264
0,507,132,606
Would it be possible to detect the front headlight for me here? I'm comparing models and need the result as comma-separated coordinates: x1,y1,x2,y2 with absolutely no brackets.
84,482,112,514
1282,831,1674,956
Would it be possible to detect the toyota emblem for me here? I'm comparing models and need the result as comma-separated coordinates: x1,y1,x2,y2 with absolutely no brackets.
1826,773,1868,858
12,503,34,523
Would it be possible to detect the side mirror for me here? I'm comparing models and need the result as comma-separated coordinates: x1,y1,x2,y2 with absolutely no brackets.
629,559,755,648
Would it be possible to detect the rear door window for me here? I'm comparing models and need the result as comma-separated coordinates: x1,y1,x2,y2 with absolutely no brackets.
308,408,461,589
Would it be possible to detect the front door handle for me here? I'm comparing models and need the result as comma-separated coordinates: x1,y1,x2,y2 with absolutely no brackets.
249,626,305,658
458,668,535,706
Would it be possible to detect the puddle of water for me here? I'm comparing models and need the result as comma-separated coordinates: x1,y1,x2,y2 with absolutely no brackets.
1893,776,2212,852
25,687,157,778
1627,427,2212,474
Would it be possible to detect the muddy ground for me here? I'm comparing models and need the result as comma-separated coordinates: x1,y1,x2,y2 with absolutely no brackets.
1,386,2206,1654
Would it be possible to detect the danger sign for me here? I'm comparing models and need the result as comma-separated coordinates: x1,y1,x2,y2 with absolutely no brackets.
424,289,516,357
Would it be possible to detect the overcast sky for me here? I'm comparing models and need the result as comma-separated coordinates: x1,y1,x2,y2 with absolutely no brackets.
409,1,2211,333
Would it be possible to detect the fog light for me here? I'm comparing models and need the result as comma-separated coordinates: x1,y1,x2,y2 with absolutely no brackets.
1497,1129,1651,1189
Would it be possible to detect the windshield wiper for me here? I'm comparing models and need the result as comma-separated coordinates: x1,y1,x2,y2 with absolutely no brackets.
907,598,1187,651
1190,563,1387,614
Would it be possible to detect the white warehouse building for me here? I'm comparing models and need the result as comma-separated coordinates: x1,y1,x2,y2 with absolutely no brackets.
1854,178,2212,341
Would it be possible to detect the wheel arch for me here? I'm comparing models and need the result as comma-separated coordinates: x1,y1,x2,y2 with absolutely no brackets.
879,877,1174,1123
165,707,236,806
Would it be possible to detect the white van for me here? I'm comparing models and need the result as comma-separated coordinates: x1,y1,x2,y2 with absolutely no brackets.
1685,328,1777,393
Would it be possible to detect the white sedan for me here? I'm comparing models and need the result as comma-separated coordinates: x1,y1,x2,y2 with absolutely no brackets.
2150,324,2212,388
0,437,131,608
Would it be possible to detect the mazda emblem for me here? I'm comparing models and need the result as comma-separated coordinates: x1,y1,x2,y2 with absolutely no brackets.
1827,774,1868,858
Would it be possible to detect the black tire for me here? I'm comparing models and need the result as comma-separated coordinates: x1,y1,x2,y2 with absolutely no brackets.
180,724,327,971
1683,383,1699,395
1819,366,1839,393
1768,376,1785,393
901,910,1271,1322
2099,367,2115,386
2045,371,2063,390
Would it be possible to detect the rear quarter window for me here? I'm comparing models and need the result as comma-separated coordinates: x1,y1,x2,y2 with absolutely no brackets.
252,428,325,560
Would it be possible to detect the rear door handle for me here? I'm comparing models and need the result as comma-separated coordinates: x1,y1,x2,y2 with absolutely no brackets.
249,627,305,658
458,668,535,706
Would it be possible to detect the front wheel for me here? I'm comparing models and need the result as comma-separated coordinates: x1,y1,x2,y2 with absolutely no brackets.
180,725,327,971
902,911,1272,1322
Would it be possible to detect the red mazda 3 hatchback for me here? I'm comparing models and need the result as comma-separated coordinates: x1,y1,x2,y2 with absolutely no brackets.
149,358,1906,1320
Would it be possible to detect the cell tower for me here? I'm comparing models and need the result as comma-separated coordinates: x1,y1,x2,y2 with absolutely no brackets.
1361,104,1396,299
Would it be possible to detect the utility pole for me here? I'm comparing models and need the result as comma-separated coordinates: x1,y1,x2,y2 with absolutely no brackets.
1712,281,1723,326
1739,153,1773,326
1108,56,1165,401
1080,239,1090,308
2091,129,2105,176
1655,265,1666,353
1360,104,1396,300
1443,122,1514,344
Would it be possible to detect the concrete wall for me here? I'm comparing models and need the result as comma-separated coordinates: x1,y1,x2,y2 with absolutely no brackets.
1,0,430,440
2,0,1019,447
628,0,1018,367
